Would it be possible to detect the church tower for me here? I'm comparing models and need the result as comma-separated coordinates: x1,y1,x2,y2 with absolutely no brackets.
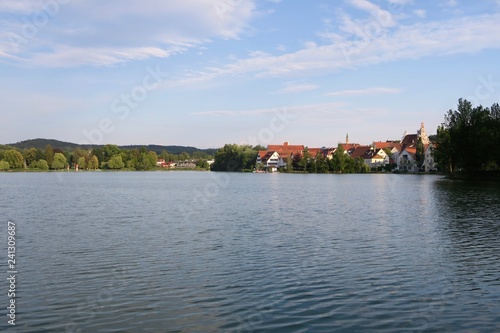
417,122,430,145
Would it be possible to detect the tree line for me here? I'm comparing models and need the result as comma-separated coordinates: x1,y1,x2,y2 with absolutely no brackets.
433,98,500,175
0,144,213,171
211,144,371,173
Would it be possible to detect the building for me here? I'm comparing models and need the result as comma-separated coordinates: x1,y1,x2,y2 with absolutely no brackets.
256,150,280,172
396,122,430,172
423,144,437,172
157,159,173,168
349,146,390,169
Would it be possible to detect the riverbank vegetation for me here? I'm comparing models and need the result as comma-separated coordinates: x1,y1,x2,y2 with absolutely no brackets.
433,99,500,179
0,142,213,171
210,143,371,173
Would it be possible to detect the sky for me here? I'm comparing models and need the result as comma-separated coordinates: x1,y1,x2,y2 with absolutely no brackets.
1,0,500,148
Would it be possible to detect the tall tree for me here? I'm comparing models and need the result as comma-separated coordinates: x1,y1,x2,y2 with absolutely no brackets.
434,98,499,174
108,155,125,169
3,150,24,169
45,144,54,166
51,153,67,170
88,155,99,170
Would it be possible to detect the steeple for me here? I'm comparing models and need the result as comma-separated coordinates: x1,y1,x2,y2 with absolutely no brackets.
418,122,429,145
346,133,349,145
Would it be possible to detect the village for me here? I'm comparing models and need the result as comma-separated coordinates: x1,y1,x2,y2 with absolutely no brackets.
255,122,437,173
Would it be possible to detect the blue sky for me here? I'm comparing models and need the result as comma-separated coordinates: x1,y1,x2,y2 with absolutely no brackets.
1,0,500,148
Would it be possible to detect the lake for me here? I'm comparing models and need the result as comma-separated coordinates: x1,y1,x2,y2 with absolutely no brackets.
1,172,499,332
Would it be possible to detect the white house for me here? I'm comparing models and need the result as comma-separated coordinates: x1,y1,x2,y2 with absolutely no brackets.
256,151,280,172
423,144,437,172
397,147,418,172
363,149,390,168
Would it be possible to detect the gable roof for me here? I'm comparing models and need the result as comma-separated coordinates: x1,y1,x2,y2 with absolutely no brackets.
373,141,401,150
340,143,360,151
349,146,371,159
257,150,268,159
402,146,417,159
401,134,418,147
267,142,304,154
260,151,278,163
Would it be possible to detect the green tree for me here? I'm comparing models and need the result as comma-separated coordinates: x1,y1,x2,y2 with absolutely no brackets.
285,156,293,172
315,152,329,173
51,153,67,170
299,148,310,172
178,152,190,161
0,161,9,170
415,137,425,170
211,144,258,172
35,159,49,170
77,156,87,170
108,155,124,169
434,98,498,174
88,155,99,170
433,125,454,174
23,148,39,167
330,145,348,173
354,157,369,173
45,144,55,166
3,150,24,169
196,158,209,169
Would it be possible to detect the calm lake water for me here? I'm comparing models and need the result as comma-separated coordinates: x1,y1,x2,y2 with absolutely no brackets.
1,172,499,333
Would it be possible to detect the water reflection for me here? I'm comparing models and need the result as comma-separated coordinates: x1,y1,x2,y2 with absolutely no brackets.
432,179,500,332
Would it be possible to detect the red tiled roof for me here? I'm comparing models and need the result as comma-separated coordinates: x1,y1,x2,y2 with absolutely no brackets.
340,143,360,151
401,134,418,147
306,148,323,157
349,146,371,158
373,141,400,149
258,150,268,159
267,142,304,154
403,147,417,158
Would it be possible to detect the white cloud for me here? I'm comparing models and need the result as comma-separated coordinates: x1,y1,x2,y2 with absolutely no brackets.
0,0,257,67
388,0,414,4
414,9,426,18
28,46,180,68
192,110,237,116
326,87,401,97
193,102,346,117
347,0,396,27
277,82,319,94
163,12,500,86
0,1,41,14
445,0,458,7
276,44,287,51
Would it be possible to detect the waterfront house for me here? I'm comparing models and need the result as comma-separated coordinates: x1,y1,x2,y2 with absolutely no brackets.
397,146,418,172
423,143,437,172
396,122,430,172
256,150,280,172
350,146,389,169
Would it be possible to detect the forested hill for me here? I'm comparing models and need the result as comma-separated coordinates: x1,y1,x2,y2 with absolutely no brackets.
6,138,217,155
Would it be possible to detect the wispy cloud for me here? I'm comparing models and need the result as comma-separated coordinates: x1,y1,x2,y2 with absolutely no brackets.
388,0,414,4
414,9,426,18
277,82,318,94
163,12,500,86
445,0,458,7
192,102,346,117
192,110,237,116
0,0,257,67
326,87,401,97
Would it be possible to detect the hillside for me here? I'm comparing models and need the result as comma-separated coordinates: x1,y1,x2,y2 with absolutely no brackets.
6,138,217,155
